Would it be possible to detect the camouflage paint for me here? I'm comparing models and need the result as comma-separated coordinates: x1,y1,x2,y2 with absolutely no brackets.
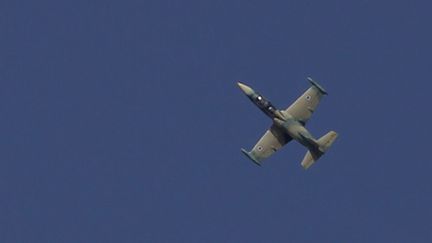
238,78,338,169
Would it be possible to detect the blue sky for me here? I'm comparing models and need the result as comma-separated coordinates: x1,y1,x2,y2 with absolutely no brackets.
1,0,432,242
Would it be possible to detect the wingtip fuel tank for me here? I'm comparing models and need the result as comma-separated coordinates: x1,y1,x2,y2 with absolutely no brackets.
307,77,328,95
237,77,337,169
240,148,262,166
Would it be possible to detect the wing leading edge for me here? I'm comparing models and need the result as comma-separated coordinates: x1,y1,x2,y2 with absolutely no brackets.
240,77,333,167
284,77,327,124
241,125,292,165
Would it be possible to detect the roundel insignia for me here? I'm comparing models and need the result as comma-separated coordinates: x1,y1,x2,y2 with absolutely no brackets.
257,146,263,151
306,95,311,100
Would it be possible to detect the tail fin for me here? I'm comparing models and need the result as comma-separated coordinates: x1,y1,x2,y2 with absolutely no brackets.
301,131,338,169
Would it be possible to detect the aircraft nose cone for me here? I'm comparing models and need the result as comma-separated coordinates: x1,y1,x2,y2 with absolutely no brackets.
237,82,255,96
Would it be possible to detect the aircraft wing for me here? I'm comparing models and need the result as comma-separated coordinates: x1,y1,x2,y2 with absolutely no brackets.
241,125,292,165
284,78,328,124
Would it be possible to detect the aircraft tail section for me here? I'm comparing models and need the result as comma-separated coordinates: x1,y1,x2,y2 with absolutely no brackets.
301,131,338,169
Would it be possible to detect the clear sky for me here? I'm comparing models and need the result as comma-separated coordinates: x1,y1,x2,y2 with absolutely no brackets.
1,0,432,242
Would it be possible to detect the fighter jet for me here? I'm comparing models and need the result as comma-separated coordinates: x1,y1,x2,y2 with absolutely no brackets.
238,77,338,169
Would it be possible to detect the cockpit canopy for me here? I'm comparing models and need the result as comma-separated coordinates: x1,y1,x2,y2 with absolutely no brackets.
255,94,277,117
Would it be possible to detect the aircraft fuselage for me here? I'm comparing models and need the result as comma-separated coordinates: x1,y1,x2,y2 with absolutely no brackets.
237,82,319,152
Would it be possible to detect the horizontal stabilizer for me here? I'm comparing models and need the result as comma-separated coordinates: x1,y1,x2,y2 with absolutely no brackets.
301,131,338,169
